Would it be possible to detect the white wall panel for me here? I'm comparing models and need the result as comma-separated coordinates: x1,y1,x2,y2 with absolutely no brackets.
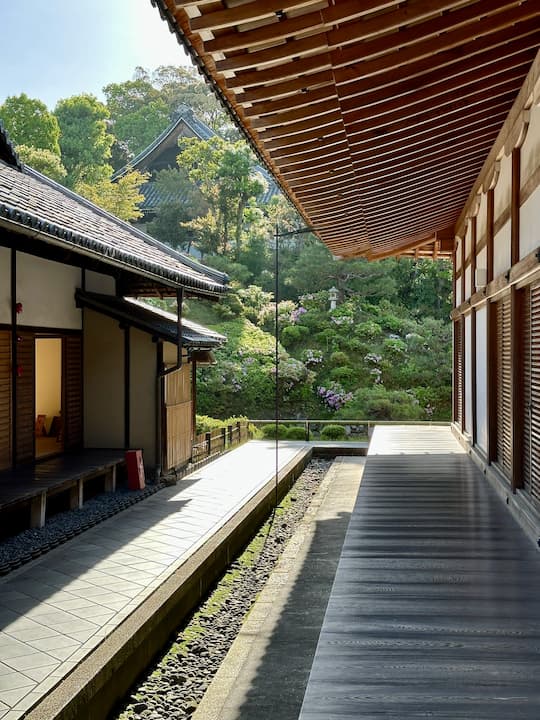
494,152,511,222
475,306,488,454
130,329,157,467
85,270,116,295
521,104,540,187
17,253,81,329
477,192,487,246
0,247,10,324
493,221,511,279
84,310,124,448
520,186,540,260
465,314,473,436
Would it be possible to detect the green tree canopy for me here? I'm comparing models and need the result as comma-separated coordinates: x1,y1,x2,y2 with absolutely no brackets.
16,145,67,183
177,136,264,259
75,169,149,222
55,94,114,188
0,93,61,154
103,77,169,157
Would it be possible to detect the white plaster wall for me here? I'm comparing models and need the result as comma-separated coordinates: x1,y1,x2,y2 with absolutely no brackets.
455,238,462,307
85,270,116,295
475,306,488,454
17,253,81,329
465,314,473,435
0,247,10,324
130,329,157,467
494,152,512,222
465,265,471,300
493,221,511,279
477,192,487,246
521,103,540,187
84,310,124,448
476,246,487,281
520,184,540,260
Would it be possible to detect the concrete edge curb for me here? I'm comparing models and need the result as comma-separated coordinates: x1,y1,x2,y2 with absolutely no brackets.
25,447,313,720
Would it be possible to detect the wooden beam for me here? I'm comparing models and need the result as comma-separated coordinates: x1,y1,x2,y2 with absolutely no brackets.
235,70,335,105
216,34,329,73
225,52,332,89
343,74,523,136
260,122,344,151
332,2,535,74
267,132,348,161
335,20,540,92
244,85,336,118
250,98,340,130
255,109,343,141
189,0,318,32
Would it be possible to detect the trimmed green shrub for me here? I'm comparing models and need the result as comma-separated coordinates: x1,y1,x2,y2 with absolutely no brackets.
261,423,289,439
320,424,347,440
286,426,308,440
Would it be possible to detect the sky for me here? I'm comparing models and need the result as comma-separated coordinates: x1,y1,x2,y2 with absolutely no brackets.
0,0,192,109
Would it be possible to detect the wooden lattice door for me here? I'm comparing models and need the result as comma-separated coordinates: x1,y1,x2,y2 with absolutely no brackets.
522,283,540,502
0,331,11,470
495,295,512,482
454,318,464,428
63,335,83,451
16,331,35,465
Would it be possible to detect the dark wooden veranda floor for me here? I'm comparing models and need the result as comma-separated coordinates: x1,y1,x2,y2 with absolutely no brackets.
299,426,540,720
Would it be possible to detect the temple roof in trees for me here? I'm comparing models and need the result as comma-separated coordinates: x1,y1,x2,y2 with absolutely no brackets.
112,104,279,212
0,123,228,298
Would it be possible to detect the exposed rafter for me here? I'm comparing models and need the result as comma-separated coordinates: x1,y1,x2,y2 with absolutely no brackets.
152,0,540,259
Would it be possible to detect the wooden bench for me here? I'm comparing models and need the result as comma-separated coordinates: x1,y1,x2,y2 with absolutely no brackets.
0,450,126,529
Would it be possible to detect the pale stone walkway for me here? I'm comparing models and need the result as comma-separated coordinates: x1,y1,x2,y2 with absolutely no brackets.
0,441,306,720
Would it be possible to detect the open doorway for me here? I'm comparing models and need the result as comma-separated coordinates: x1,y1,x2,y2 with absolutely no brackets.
35,337,63,459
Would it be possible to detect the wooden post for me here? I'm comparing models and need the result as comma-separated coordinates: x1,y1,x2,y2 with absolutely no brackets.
69,479,84,510
206,431,211,457
511,147,521,267
30,492,47,529
486,189,494,284
228,424,233,445
221,426,226,450
104,465,117,493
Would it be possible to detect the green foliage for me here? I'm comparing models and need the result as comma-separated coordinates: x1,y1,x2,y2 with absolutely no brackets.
260,423,289,439
16,145,67,182
176,136,263,259
285,426,308,440
281,324,310,346
195,414,258,436
75,169,148,221
55,94,114,188
103,77,169,156
320,424,347,440
0,94,61,154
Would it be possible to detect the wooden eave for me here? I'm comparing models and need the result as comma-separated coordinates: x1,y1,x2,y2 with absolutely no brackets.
152,0,540,259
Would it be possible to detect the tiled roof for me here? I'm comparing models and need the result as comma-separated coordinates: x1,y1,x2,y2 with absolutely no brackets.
113,105,280,207
0,160,228,296
76,291,226,349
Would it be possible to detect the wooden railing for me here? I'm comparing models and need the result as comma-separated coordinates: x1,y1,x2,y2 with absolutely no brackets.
191,421,250,464
249,419,450,441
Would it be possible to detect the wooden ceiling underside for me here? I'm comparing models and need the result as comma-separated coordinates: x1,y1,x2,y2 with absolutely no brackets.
155,0,540,259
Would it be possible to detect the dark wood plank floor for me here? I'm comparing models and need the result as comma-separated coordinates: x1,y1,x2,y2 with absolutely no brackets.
299,426,540,720
0,450,126,508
